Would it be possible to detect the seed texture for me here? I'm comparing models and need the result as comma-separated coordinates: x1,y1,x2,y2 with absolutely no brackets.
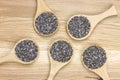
68,16,90,38
35,12,58,35
83,45,107,69
50,40,73,63
15,40,38,62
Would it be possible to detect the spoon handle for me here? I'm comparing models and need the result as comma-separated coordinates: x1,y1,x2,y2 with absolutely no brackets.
0,53,15,64
94,6,117,25
48,71,54,80
95,67,110,80
48,66,60,80
48,66,59,80
48,59,69,80
100,70,110,80
36,0,50,13
100,6,117,17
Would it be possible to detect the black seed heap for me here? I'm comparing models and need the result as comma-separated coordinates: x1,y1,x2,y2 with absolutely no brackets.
68,16,90,38
35,12,58,35
15,40,38,62
50,40,73,63
83,46,107,69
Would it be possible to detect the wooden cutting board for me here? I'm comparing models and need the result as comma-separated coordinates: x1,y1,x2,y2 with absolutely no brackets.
0,0,120,80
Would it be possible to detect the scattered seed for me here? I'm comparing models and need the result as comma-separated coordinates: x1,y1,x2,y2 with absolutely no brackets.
68,16,90,38
15,40,38,62
35,12,58,35
83,45,107,69
50,40,73,63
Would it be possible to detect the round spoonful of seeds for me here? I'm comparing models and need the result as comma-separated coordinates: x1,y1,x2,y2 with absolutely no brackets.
0,39,39,64
34,0,58,36
48,40,73,80
67,5,117,40
82,45,110,80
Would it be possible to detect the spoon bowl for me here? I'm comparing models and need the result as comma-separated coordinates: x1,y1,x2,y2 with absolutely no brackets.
0,38,39,64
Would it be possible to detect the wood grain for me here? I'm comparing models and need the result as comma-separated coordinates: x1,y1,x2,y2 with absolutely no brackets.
0,0,120,80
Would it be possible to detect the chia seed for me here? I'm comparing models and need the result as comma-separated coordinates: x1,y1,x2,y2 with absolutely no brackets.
35,12,58,35
50,40,73,63
15,40,38,62
68,16,90,38
83,46,107,69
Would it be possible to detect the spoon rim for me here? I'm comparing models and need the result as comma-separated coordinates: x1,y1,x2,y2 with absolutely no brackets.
48,38,74,64
81,43,107,72
12,38,40,64
66,14,93,41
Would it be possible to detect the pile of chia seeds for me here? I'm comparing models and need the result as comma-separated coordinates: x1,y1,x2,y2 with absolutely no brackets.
15,40,38,62
68,16,90,38
83,46,107,69
35,12,58,35
50,40,73,63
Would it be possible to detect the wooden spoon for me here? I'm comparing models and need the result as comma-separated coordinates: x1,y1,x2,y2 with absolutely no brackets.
0,39,39,64
81,44,110,80
48,39,73,80
34,0,58,36
67,5,117,40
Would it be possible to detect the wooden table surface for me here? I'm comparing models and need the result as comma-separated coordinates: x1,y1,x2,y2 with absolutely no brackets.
0,0,120,80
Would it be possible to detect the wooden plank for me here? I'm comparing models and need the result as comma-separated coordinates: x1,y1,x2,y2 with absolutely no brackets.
0,0,119,80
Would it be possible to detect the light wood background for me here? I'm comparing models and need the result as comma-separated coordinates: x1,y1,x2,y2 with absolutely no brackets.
0,0,120,80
